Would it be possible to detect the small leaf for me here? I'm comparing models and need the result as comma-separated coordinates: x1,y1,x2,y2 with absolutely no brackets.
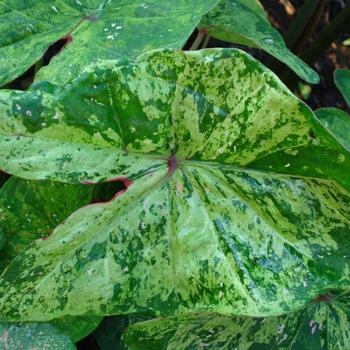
315,108,350,152
334,69,350,107
200,0,319,84
0,0,219,86
0,322,76,350
125,291,350,350
0,49,349,321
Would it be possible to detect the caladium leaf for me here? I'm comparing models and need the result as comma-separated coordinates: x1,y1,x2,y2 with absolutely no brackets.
0,176,94,271
0,49,349,321
200,0,319,84
335,69,350,107
0,322,76,350
124,291,350,350
315,108,350,152
0,0,219,86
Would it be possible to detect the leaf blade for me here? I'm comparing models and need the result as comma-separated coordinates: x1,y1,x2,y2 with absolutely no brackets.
0,49,349,322
0,0,220,85
200,0,319,83
334,69,350,107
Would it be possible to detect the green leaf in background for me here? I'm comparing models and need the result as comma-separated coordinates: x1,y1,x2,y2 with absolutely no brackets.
94,316,129,350
124,290,350,350
0,177,102,341
0,177,94,271
315,108,350,152
334,69,350,107
52,315,102,343
0,0,219,86
343,38,350,46
200,0,319,84
0,227,4,251
0,49,349,322
0,322,76,350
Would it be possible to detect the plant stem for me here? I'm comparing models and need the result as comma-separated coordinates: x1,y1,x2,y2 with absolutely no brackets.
302,1,350,64
285,0,326,55
201,34,211,49
189,30,206,51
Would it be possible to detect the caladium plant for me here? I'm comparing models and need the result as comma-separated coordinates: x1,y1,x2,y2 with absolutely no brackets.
0,1,349,346
0,47,349,332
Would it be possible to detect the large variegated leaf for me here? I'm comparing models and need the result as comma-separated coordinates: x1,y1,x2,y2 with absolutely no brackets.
199,0,319,84
0,0,219,86
124,291,350,350
0,322,76,349
335,69,350,107
0,177,93,271
0,49,349,322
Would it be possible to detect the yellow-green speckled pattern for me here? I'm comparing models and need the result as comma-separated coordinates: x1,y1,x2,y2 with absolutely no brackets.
125,291,350,350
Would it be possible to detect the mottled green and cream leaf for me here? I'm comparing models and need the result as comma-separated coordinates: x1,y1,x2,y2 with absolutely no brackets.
125,291,350,350
0,49,349,322
0,0,219,85
200,0,319,83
